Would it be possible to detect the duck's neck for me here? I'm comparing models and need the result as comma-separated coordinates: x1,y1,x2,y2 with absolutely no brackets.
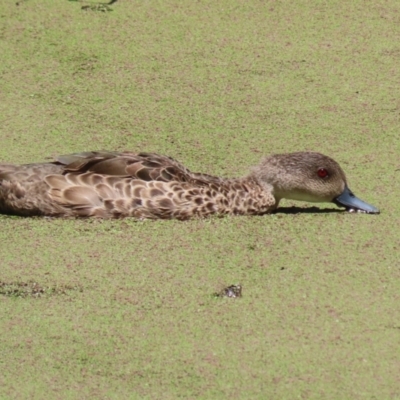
189,176,276,217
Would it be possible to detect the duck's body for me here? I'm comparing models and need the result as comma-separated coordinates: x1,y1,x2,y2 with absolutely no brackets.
0,151,379,218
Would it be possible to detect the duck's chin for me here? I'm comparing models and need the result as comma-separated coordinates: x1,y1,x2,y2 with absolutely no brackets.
278,191,331,204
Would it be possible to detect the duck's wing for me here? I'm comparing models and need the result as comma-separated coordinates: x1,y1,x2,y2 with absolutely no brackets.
43,151,224,218
56,151,197,182
57,151,224,184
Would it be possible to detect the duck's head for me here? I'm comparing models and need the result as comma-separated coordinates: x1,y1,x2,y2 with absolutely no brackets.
252,151,379,214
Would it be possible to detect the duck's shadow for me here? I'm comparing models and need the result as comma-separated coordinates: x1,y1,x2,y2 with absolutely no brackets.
275,206,344,214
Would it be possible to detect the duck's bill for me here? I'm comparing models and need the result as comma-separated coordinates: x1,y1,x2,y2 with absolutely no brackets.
333,186,380,214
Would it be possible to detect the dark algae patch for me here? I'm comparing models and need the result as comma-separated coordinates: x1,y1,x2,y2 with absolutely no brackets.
68,0,117,12
0,281,82,298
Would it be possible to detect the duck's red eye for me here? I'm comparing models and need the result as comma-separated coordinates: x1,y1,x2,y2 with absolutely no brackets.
317,168,328,178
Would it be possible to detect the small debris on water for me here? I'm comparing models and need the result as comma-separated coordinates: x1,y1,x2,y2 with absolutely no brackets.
214,284,242,298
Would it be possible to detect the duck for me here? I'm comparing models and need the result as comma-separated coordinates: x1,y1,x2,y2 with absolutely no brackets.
0,150,379,219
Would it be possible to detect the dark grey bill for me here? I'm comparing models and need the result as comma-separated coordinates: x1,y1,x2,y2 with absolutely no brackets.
333,185,379,214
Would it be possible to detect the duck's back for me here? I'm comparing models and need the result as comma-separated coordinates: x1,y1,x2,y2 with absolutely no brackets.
0,151,244,218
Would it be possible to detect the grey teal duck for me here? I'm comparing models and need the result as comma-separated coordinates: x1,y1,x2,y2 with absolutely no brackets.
0,151,379,219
